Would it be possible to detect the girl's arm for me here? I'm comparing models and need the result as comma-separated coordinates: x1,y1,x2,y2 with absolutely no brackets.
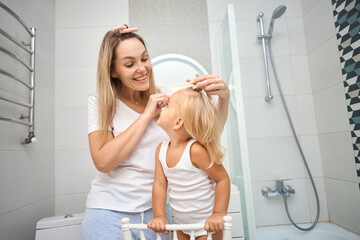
186,74,230,128
89,93,168,173
190,142,231,233
147,144,169,235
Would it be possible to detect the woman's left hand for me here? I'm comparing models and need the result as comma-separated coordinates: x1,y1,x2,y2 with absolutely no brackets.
186,74,230,100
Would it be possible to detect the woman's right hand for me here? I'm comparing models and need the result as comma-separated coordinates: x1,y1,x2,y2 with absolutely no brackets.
141,93,169,121
147,217,169,235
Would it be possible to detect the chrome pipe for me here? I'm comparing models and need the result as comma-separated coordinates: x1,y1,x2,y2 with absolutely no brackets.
256,12,273,102
0,115,33,127
0,46,34,71
0,68,33,89
0,28,33,54
0,1,35,37
0,94,33,108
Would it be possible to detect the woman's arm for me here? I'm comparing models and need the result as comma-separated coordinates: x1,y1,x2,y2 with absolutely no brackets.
187,74,230,127
147,144,169,234
190,143,231,232
89,93,168,173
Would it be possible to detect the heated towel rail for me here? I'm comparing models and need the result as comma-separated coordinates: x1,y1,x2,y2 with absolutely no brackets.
0,1,36,144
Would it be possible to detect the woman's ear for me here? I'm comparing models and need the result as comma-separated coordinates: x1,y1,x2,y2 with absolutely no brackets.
173,117,184,130
111,71,118,79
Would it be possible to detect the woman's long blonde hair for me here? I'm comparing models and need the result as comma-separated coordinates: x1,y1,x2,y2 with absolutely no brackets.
97,30,157,146
176,87,225,166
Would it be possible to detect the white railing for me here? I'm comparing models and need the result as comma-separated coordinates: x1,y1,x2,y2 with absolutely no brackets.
121,215,232,240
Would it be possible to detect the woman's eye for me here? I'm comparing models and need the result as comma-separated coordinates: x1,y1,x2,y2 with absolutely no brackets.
126,64,133,68
142,58,148,62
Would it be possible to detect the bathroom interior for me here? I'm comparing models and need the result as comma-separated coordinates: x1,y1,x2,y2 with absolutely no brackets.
0,0,360,239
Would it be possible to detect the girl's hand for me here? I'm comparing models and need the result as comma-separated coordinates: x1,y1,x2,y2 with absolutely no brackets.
147,217,169,235
204,213,225,232
186,74,230,100
142,93,169,121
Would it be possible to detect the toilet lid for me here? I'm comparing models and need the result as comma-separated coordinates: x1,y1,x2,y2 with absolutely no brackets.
152,54,208,90
36,213,84,229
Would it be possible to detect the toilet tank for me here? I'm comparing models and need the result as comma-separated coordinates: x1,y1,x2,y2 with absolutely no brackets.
35,213,83,240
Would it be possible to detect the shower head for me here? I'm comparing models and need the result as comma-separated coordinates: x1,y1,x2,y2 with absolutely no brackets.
272,5,286,19
268,5,286,35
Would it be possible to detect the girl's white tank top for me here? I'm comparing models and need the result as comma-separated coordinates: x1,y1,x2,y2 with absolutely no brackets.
159,139,215,223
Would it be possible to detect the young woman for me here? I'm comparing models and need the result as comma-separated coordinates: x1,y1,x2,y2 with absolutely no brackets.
81,25,230,240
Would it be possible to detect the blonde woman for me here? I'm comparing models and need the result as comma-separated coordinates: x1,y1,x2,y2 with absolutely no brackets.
81,25,230,240
148,87,231,240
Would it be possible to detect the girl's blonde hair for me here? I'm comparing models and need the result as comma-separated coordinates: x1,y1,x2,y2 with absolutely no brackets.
97,30,157,146
176,87,225,166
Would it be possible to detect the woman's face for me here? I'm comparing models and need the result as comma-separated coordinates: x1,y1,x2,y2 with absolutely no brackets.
112,38,152,92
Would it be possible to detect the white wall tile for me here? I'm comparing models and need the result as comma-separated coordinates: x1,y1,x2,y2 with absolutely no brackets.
208,21,222,61
29,0,55,26
55,193,88,216
287,17,307,55
303,0,336,53
0,197,54,240
55,66,96,108
240,57,269,98
55,106,88,150
292,55,312,95
300,0,319,17
296,94,318,135
318,132,356,182
284,0,303,17
56,0,128,29
306,177,329,222
308,36,343,92
248,137,306,181
299,135,323,178
252,179,311,226
36,56,55,106
244,96,300,138
240,56,295,98
55,149,96,195
0,150,54,214
313,83,350,134
55,27,109,68
325,178,360,235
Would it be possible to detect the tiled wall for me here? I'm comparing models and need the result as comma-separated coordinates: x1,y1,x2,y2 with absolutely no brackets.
54,0,128,214
303,0,360,235
129,0,212,74
0,0,55,239
331,0,360,189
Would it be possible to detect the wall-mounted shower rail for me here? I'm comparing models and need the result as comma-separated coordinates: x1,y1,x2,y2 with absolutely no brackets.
0,1,36,144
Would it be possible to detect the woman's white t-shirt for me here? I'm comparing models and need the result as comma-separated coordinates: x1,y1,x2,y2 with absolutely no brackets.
86,91,170,212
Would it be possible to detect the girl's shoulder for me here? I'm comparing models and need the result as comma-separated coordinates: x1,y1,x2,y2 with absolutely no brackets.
189,141,211,168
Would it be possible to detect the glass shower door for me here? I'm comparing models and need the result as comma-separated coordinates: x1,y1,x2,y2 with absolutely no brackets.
216,4,256,240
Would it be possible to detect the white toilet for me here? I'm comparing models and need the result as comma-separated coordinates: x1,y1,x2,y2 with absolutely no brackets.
35,213,83,240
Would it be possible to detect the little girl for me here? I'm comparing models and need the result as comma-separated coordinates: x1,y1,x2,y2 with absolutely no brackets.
147,87,231,240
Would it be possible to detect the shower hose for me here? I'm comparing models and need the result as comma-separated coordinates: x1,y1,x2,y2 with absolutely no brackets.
268,39,320,231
